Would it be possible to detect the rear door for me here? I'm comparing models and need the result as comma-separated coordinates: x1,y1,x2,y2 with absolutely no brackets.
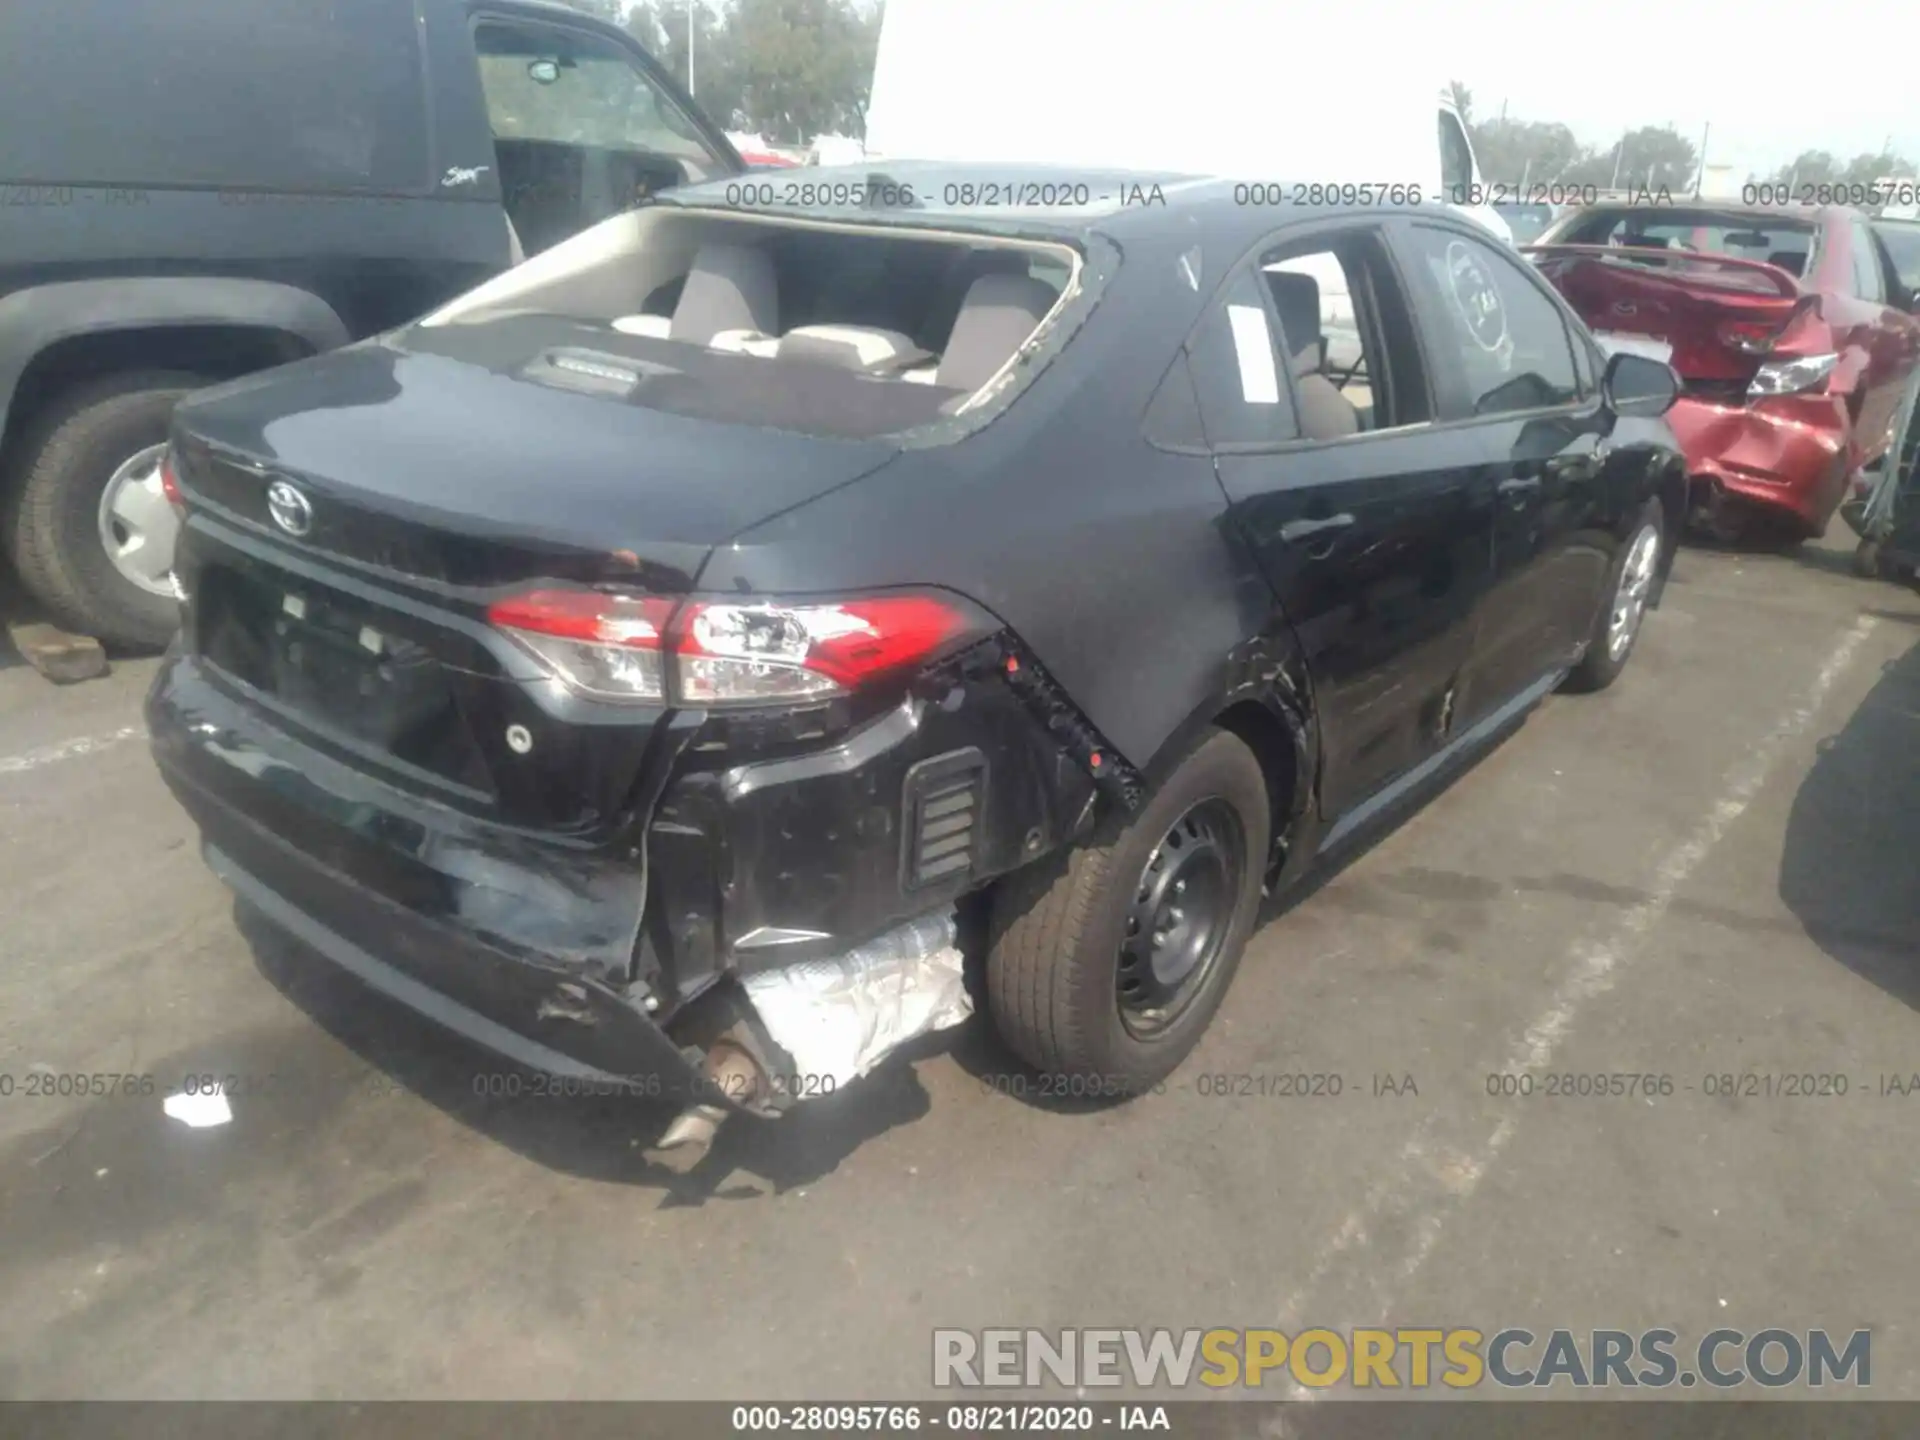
1391,217,1615,715
1201,220,1494,826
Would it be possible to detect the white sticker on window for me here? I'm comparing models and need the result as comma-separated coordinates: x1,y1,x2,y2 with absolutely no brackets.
1227,304,1281,405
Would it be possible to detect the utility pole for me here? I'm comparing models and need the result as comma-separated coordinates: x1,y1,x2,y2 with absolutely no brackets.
688,0,696,97
1611,131,1626,191
1696,121,1710,197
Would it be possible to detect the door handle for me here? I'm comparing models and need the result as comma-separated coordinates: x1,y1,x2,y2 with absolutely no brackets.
1498,476,1542,498
1279,513,1356,544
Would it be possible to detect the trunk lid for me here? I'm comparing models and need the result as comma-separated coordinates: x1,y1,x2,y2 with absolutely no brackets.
1527,245,1816,399
171,330,901,834
173,331,902,584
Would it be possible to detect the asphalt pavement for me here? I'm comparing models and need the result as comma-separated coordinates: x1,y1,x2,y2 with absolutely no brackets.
1,531,1917,1402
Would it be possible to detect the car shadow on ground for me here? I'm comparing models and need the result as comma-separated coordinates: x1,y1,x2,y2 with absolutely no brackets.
1778,636,1920,1008
234,902,938,1206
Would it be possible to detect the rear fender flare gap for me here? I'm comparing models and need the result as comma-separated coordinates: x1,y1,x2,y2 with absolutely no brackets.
1141,634,1319,889
930,632,1147,816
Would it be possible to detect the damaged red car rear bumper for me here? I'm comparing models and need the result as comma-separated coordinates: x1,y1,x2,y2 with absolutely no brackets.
1665,391,1853,535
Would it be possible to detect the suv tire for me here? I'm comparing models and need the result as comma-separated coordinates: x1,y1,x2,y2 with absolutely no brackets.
6,371,207,650
985,728,1270,1093
1565,497,1664,694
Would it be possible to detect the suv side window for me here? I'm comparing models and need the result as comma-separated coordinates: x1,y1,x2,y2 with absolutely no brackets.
1850,219,1887,304
1186,269,1299,447
1397,223,1582,418
0,0,428,191
474,21,723,178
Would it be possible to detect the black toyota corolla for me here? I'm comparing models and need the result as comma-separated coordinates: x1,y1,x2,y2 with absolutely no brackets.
147,166,1687,1144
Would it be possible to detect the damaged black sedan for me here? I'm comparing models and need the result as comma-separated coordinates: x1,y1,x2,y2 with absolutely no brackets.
147,167,1687,1152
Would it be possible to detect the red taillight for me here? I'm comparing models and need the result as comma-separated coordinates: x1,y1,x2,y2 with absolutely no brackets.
488,590,674,702
160,450,185,510
486,588,985,706
487,589,673,647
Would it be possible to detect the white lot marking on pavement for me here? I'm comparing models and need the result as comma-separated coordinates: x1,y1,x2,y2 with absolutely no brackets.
1276,615,1879,1392
0,725,142,777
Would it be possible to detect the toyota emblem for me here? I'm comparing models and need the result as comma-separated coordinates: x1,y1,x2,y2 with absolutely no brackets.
266,480,313,537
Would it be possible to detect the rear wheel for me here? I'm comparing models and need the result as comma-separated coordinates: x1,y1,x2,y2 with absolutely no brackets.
985,729,1270,1093
1566,498,1664,693
5,371,205,649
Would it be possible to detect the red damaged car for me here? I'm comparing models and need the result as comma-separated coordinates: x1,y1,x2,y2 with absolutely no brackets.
1528,205,1920,540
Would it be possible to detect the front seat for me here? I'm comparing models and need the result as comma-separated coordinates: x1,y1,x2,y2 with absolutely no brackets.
1266,271,1360,441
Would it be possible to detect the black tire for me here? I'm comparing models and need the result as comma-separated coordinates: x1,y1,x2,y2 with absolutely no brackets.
4,371,206,649
1565,497,1665,694
985,728,1271,1093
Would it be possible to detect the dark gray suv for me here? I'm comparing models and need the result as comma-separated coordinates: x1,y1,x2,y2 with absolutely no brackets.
0,0,740,647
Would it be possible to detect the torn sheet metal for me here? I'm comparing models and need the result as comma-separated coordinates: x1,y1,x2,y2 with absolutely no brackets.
741,908,971,1087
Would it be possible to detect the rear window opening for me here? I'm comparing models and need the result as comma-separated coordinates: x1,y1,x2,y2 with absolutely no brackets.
1545,208,1818,290
416,207,1084,439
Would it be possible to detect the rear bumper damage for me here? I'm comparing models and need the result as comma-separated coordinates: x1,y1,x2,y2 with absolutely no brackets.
1666,392,1852,533
146,637,1104,1143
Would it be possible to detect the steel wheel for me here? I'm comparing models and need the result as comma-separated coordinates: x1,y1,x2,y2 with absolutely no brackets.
95,441,178,598
1117,797,1244,1038
1606,522,1661,662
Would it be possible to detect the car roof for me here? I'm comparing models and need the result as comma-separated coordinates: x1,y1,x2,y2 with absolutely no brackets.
662,161,1472,252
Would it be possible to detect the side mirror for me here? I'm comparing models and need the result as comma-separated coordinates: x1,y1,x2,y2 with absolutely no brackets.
1602,350,1680,418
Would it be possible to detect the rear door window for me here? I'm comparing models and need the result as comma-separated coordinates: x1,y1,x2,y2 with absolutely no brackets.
1186,269,1299,447
0,0,429,190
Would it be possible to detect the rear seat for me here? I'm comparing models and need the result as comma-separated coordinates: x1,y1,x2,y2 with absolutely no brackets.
610,244,1059,395
933,272,1059,392
613,241,779,346
773,325,932,375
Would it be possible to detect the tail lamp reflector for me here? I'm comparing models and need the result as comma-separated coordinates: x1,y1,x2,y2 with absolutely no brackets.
487,590,981,706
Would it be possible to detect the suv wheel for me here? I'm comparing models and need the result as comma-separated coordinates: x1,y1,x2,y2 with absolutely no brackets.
5,371,207,650
985,728,1271,1092
1565,497,1664,693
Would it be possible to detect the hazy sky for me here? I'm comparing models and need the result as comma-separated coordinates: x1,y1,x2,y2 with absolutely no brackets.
1441,0,1918,178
